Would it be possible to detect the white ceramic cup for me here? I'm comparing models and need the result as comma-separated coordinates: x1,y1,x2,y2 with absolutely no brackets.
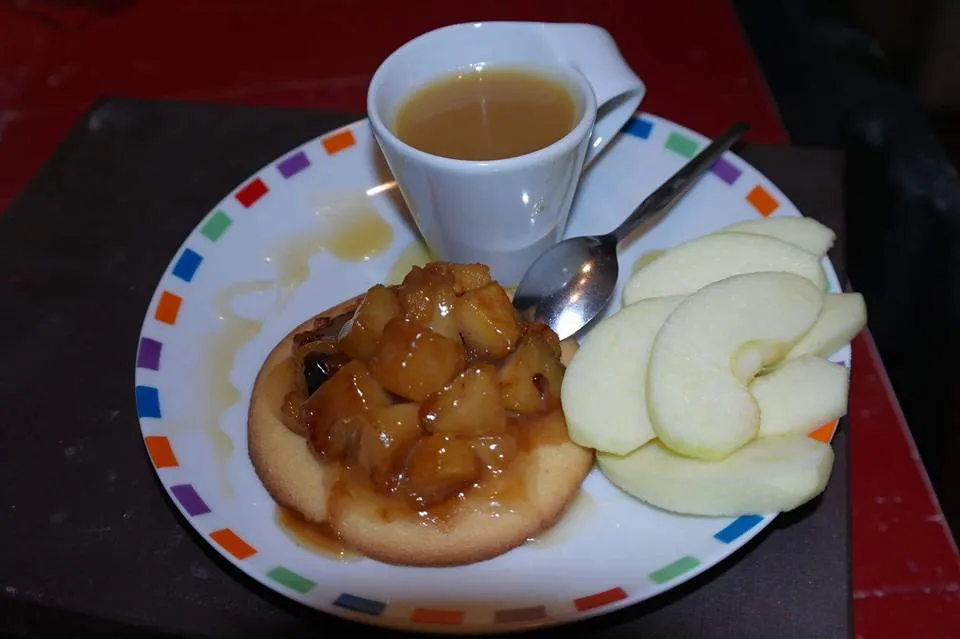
367,21,645,285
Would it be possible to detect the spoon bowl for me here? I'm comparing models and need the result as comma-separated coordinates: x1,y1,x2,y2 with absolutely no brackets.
512,121,750,340
513,235,619,337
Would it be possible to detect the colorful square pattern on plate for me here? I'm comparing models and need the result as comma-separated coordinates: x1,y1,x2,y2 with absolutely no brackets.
322,129,356,155
172,248,203,282
276,150,311,178
201,210,232,241
134,114,848,633
235,177,269,207
154,291,182,325
136,337,162,370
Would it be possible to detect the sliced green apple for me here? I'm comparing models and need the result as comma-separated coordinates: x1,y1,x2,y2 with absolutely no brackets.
647,272,824,460
562,295,685,455
751,355,849,437
631,249,666,274
623,232,827,305
596,434,835,516
718,217,836,257
787,292,867,358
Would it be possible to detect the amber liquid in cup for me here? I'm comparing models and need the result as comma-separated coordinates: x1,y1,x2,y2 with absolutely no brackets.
393,67,578,161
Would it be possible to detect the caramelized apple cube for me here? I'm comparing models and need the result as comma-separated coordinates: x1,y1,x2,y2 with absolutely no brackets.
397,277,460,341
280,383,308,437
354,403,422,489
468,434,519,475
403,262,491,295
403,435,481,505
447,263,492,295
303,360,391,457
453,283,522,358
524,323,562,359
400,263,454,290
420,364,507,437
369,318,466,400
397,264,460,342
559,339,579,367
338,284,401,360
498,327,565,413
325,415,365,459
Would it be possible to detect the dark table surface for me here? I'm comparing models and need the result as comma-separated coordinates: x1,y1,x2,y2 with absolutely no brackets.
0,98,850,638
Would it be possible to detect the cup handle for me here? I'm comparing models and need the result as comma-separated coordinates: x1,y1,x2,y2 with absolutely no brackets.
541,23,646,167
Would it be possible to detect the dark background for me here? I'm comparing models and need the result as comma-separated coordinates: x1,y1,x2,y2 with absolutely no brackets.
734,0,960,538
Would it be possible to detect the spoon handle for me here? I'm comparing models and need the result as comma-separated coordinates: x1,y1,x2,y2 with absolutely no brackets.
609,121,751,243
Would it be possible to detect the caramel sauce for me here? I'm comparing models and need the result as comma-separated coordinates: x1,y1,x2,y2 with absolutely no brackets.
275,505,360,562
202,191,392,499
324,210,394,262
205,280,274,499
387,238,433,286
265,191,394,293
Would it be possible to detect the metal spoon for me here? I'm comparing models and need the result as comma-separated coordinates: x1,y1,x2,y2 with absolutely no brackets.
512,121,750,340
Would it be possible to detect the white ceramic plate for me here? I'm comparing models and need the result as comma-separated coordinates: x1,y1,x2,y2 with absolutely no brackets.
134,113,850,634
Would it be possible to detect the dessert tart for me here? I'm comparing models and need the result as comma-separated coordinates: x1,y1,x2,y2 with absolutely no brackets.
248,262,593,566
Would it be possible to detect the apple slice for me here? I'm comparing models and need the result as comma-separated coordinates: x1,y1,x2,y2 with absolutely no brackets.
623,232,827,305
648,272,824,460
718,217,836,257
596,434,835,516
631,249,666,274
751,355,849,437
562,295,685,455
787,292,867,358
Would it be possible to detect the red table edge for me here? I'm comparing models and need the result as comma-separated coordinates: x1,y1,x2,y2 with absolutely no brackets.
850,328,960,583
